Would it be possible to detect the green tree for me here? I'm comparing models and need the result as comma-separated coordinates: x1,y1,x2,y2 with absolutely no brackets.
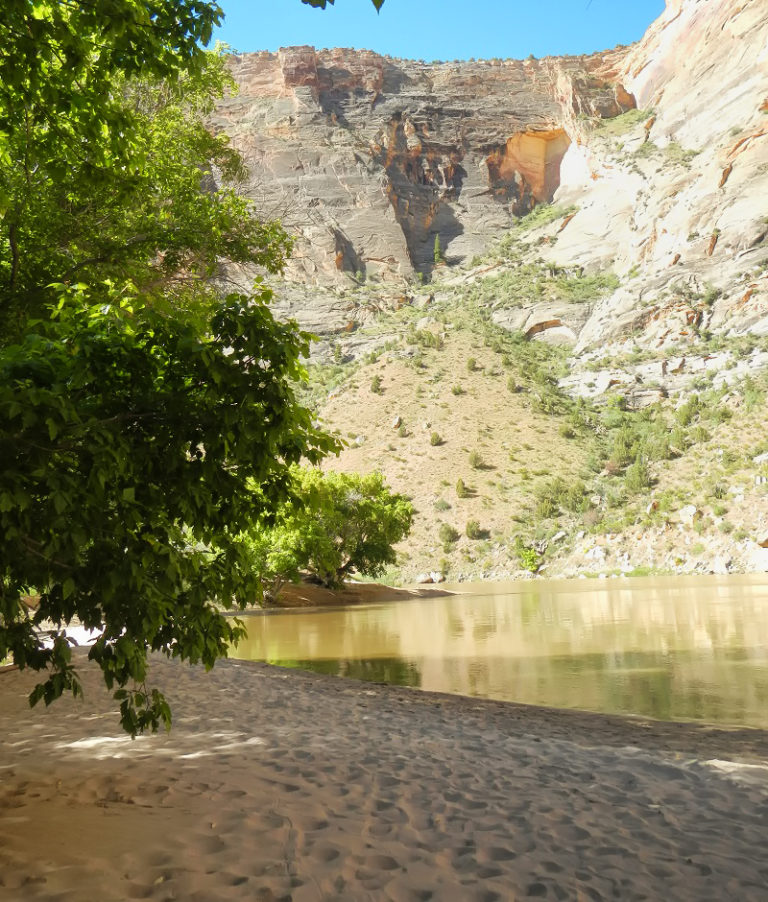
0,2,339,735
0,284,336,734
243,469,414,593
433,233,443,264
303,0,385,8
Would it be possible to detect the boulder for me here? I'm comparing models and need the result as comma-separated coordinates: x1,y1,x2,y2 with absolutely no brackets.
678,505,702,527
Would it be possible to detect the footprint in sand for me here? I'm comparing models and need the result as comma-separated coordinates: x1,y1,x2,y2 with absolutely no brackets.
310,844,341,863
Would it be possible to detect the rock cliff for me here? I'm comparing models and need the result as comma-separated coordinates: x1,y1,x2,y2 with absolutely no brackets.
549,0,768,352
212,0,767,355
212,45,634,283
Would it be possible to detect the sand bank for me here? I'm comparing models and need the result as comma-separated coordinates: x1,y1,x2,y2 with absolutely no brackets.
1,654,768,901
272,581,452,609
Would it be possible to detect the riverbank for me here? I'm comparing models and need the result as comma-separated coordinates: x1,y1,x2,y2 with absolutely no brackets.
1,654,768,900
272,580,452,608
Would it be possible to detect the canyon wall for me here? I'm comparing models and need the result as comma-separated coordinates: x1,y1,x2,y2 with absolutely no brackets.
212,46,634,284
549,0,768,349
212,0,767,352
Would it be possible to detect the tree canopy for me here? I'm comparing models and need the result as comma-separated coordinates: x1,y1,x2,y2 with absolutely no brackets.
0,1,345,734
302,0,386,9
242,469,414,600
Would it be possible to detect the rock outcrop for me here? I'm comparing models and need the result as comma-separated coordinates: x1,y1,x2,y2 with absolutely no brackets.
549,0,768,350
211,46,634,284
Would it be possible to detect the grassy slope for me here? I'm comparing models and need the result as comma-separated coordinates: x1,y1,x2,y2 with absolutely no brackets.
298,209,768,583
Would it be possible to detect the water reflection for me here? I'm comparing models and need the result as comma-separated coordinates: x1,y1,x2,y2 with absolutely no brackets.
231,575,768,728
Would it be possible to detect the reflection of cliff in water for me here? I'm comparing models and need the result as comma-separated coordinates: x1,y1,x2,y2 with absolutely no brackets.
232,575,768,728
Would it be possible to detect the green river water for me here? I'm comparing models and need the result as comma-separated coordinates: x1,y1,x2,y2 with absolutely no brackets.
230,574,768,728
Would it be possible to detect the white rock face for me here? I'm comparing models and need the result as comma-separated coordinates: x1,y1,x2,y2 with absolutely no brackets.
549,0,768,351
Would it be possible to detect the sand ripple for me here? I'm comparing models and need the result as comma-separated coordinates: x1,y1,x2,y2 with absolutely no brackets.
1,655,767,900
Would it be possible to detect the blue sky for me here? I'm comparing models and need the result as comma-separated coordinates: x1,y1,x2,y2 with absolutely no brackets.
214,0,665,61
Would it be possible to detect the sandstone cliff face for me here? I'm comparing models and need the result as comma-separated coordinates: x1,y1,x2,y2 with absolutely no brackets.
212,46,633,284
549,0,768,351
213,0,767,357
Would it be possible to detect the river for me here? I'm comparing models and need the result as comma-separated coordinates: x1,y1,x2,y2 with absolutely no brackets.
230,574,768,728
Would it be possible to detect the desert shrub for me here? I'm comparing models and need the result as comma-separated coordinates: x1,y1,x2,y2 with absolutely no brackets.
633,140,657,159
514,202,577,231
430,431,444,446
594,108,651,137
534,477,589,518
675,396,701,427
624,456,652,492
689,425,710,444
451,384,465,395
465,519,482,539
534,496,559,519
611,426,638,467
370,374,383,394
532,389,562,415
606,485,627,509
563,480,590,512
434,497,451,512
469,450,485,469
439,523,460,550
467,357,478,372
742,377,765,412
433,234,443,263
643,428,672,461
669,426,688,452
408,327,444,350
514,537,541,572
456,478,470,498
664,141,699,168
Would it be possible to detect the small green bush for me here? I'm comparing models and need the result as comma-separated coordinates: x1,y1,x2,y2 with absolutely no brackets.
370,374,383,394
514,538,540,572
469,450,485,469
611,426,638,467
451,384,465,395
675,396,701,427
430,431,444,446
465,519,482,539
456,478,470,499
433,234,443,264
439,523,460,549
624,456,651,492
535,496,559,519
690,425,710,444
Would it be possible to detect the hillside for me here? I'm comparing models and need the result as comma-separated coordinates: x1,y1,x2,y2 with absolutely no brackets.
215,0,768,582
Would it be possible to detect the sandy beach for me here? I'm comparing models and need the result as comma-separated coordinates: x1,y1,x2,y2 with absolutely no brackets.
2,653,768,901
